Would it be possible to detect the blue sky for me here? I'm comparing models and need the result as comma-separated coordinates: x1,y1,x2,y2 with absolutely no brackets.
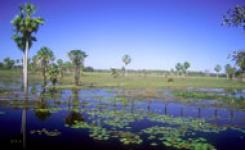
0,0,244,72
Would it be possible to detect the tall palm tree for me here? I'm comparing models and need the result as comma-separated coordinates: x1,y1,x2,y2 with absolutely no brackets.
232,51,245,80
232,51,245,72
3,57,15,69
214,64,222,79
183,61,191,76
122,54,131,76
48,64,59,87
175,63,183,76
223,5,245,31
11,2,44,95
36,47,55,86
68,50,87,85
57,59,64,79
225,64,236,80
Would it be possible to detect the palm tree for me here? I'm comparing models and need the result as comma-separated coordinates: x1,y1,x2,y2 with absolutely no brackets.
68,50,87,85
48,64,59,87
175,63,183,76
57,59,64,79
223,5,245,31
31,55,38,72
232,51,245,72
183,61,191,76
122,54,131,76
225,64,236,80
63,61,73,73
225,64,231,79
214,64,222,79
11,2,44,95
36,47,55,86
3,57,15,69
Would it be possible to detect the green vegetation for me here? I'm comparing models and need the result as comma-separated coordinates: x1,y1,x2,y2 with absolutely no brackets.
122,54,132,76
47,73,245,89
223,5,245,31
68,50,88,85
11,2,44,94
36,47,55,86
0,2,244,150
175,61,191,76
2,57,15,69
30,128,61,137
225,64,236,80
57,59,64,79
48,64,59,86
173,90,245,109
232,51,245,73
174,91,244,101
214,64,222,79
143,126,216,150
111,68,120,78
0,70,244,89
223,5,245,79
64,99,245,150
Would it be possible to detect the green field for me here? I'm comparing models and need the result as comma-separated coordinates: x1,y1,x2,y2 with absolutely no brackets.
1,70,244,89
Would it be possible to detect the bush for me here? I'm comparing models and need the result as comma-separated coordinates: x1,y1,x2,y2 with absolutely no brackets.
111,68,119,78
167,78,174,82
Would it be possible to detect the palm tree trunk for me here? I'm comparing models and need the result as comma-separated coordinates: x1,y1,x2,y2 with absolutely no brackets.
23,41,29,96
125,65,127,77
43,65,47,86
21,108,27,149
60,67,63,78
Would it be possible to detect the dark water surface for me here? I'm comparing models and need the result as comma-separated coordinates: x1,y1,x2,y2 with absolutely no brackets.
0,87,244,150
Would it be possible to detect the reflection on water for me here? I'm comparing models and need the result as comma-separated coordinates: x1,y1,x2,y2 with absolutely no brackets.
0,87,244,150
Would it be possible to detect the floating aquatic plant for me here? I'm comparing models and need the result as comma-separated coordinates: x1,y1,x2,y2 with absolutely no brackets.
89,126,110,141
66,101,245,150
174,91,245,102
147,113,227,133
34,107,63,113
114,131,143,145
30,128,61,137
143,126,216,150
163,137,216,150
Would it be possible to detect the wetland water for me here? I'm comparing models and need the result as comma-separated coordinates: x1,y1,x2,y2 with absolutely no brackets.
0,86,244,150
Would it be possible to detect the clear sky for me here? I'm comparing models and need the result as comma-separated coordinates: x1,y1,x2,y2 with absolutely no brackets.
0,0,244,72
